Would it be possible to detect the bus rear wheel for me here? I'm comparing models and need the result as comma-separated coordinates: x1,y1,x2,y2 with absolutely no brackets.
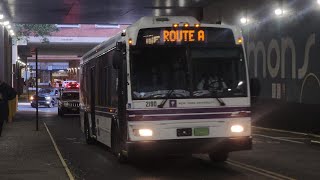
209,152,229,162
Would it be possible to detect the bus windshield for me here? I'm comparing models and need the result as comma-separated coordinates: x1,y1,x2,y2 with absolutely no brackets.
191,48,247,98
131,47,190,99
130,46,247,100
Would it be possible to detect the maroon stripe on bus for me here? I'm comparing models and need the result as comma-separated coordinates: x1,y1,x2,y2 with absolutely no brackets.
128,113,250,121
127,107,250,115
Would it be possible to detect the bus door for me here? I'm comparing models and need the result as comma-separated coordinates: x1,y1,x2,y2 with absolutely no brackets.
90,67,97,136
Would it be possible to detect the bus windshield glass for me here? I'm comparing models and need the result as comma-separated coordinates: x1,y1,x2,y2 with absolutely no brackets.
130,46,247,100
191,48,247,98
131,47,190,99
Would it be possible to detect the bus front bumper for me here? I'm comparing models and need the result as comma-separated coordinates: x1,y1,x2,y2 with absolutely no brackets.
126,136,252,155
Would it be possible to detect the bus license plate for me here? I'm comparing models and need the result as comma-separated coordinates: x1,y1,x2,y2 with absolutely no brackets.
177,128,192,137
194,127,209,136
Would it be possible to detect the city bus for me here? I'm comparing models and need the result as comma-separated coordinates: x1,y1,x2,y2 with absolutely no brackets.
80,16,252,162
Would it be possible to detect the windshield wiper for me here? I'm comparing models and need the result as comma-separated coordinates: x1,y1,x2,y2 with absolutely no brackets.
216,97,226,106
158,89,175,108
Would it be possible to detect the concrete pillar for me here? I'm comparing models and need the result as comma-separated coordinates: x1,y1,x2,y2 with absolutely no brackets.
5,30,13,86
0,26,4,82
12,42,17,86
0,26,13,85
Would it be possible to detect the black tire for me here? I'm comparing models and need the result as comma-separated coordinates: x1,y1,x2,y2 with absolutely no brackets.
60,111,64,117
111,122,127,163
84,116,95,145
209,152,229,162
48,102,54,108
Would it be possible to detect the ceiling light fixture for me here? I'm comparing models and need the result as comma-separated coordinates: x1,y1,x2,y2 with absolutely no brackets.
275,8,284,16
3,21,10,26
240,17,249,24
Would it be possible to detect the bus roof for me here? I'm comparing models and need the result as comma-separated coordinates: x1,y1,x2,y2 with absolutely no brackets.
81,16,243,65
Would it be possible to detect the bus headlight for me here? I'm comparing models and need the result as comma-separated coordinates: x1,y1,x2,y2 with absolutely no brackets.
63,102,69,107
134,129,153,137
45,96,51,100
231,125,244,133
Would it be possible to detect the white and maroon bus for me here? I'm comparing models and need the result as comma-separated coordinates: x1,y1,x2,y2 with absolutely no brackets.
80,16,252,162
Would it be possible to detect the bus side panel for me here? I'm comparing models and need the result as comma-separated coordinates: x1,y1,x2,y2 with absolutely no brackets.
95,115,112,147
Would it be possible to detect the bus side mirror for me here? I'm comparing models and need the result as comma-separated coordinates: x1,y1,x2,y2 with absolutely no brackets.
113,42,124,69
116,42,123,51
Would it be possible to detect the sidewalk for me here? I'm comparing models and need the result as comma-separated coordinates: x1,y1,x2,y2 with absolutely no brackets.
0,112,69,180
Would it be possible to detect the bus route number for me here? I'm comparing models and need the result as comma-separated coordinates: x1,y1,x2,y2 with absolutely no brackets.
146,101,157,107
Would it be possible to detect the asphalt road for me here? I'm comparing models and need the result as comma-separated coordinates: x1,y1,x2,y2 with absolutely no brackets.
18,103,320,180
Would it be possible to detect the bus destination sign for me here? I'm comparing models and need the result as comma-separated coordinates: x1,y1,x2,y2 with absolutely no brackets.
162,29,205,43
138,28,235,46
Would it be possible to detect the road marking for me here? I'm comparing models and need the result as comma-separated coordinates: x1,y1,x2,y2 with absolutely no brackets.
44,122,75,180
18,102,30,105
228,159,296,180
253,126,320,138
311,140,320,144
253,134,304,144
272,137,308,140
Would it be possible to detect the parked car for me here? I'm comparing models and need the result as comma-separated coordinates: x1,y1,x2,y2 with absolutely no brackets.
62,80,77,88
58,90,80,116
30,88,60,108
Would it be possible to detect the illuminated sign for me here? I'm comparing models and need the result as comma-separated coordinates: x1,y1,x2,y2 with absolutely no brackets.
137,28,235,46
162,29,205,42
145,35,160,45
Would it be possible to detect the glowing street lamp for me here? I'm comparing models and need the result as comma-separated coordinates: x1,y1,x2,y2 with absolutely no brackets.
318,0,320,5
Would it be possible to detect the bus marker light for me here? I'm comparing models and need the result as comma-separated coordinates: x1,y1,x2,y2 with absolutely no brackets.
231,125,244,133
194,24,200,28
128,39,133,45
173,24,179,28
237,37,243,44
183,23,189,28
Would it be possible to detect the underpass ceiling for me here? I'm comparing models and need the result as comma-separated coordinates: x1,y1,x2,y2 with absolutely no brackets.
1,0,213,24
2,0,291,58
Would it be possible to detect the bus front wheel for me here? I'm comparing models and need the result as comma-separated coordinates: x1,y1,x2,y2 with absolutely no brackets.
209,152,229,162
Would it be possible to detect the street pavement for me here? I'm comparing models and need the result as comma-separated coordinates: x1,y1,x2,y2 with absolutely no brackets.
6,103,320,180
0,110,68,180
